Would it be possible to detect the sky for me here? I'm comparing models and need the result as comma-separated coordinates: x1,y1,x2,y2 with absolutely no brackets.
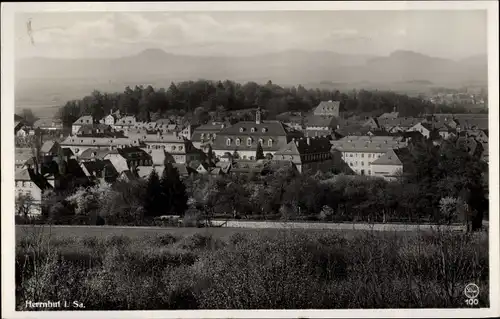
14,10,487,60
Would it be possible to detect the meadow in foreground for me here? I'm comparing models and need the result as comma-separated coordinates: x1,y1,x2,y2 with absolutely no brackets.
16,227,489,310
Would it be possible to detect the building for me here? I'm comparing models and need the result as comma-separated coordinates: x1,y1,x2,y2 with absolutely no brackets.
407,122,434,139
140,132,203,165
191,122,231,151
273,136,333,173
103,147,153,173
72,115,94,135
60,135,141,157
313,101,340,117
76,124,114,136
304,115,338,135
378,117,425,133
15,168,52,216
15,148,34,170
33,118,64,132
113,116,138,131
80,159,119,183
378,108,399,120
211,108,303,161
370,148,412,181
135,164,196,179
331,136,408,177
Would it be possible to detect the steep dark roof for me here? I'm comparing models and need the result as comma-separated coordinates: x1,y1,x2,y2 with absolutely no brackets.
275,136,332,157
219,120,291,136
40,141,59,154
305,115,338,128
79,148,113,160
81,159,118,180
117,147,152,161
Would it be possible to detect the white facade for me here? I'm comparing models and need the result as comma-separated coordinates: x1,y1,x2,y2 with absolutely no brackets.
407,123,432,138
370,163,403,180
15,179,42,216
340,151,385,175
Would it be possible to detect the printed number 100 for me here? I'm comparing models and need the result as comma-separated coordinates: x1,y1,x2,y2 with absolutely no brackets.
465,298,479,306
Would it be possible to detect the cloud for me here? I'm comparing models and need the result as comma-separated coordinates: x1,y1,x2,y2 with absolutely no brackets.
19,12,297,56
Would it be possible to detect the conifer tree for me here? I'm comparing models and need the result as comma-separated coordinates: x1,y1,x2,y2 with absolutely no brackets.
161,161,188,216
256,142,265,160
144,169,162,217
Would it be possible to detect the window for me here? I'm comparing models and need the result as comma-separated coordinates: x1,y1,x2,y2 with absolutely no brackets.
262,128,267,133
251,128,256,133
201,133,205,139
349,154,353,157
259,138,264,145
247,138,252,146
268,139,273,147
243,155,247,159
213,133,216,138
361,162,364,166
239,128,244,132
250,156,255,160
75,148,80,153
172,146,176,150
361,153,364,158
226,139,231,146
179,146,183,151
236,139,241,146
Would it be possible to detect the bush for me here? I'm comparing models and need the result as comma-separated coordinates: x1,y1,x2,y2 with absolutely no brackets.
15,229,489,310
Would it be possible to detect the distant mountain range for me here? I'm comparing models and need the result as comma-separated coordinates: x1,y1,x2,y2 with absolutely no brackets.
16,49,487,86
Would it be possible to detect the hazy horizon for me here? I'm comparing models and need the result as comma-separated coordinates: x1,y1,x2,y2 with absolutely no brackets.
16,11,487,61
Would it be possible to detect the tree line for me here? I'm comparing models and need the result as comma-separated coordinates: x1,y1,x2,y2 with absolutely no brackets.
57,80,463,127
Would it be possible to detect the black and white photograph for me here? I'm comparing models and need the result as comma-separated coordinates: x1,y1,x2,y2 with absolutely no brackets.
1,1,499,318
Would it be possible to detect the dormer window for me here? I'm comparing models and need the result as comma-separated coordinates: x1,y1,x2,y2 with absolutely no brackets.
226,138,231,146
201,133,205,139
239,127,245,133
251,127,256,133
247,138,252,146
236,138,241,146
262,128,267,133
268,139,273,147
258,138,264,145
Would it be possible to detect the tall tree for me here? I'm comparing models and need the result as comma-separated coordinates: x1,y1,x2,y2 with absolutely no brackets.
144,169,163,217
160,161,189,216
256,142,265,160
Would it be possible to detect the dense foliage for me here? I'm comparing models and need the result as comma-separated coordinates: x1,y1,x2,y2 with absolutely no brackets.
57,81,453,127
15,228,489,309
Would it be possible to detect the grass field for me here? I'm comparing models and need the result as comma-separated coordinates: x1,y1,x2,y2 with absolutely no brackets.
15,225,489,310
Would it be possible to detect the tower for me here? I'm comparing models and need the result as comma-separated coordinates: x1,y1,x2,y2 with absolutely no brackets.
255,107,262,125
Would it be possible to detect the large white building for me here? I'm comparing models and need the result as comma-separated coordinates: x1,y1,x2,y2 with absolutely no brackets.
331,136,409,178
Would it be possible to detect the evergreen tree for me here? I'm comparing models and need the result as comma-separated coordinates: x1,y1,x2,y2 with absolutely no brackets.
207,144,214,166
160,162,188,216
144,169,162,217
256,142,265,160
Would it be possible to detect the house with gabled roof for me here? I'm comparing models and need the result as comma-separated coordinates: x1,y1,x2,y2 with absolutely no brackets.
331,136,408,176
304,115,338,135
369,148,412,181
80,159,119,183
103,147,153,173
113,116,138,131
15,168,52,216
407,122,435,139
273,136,333,173
212,108,303,161
313,101,340,117
72,115,94,135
